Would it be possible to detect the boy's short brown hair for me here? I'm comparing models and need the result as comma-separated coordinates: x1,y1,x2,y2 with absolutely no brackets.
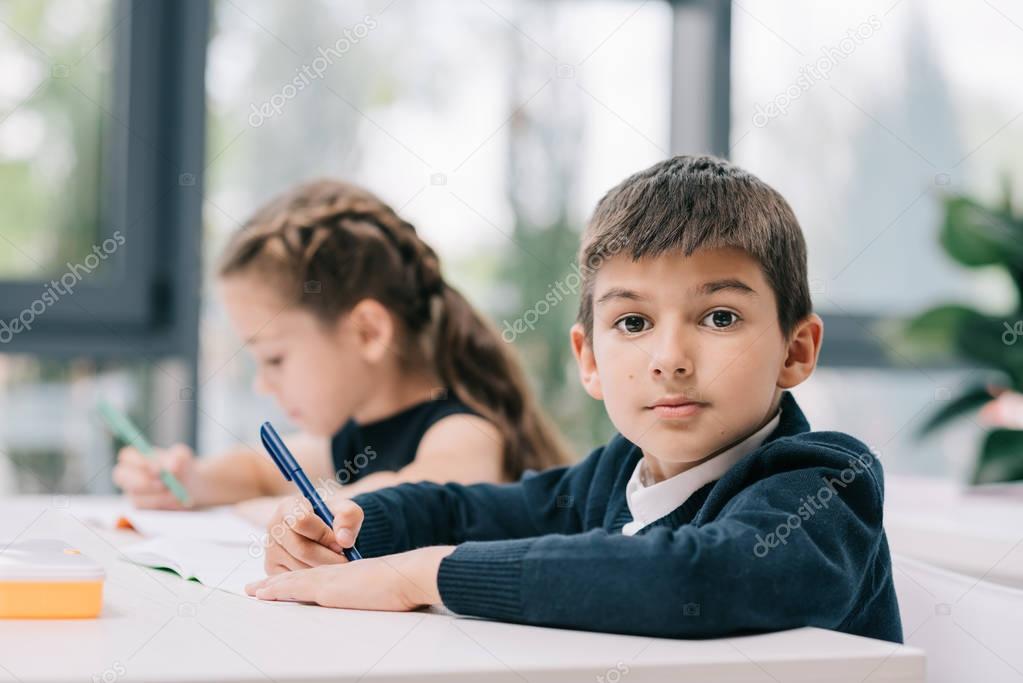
577,155,812,339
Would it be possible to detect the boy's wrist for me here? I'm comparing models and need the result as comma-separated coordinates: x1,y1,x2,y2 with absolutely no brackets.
405,545,457,607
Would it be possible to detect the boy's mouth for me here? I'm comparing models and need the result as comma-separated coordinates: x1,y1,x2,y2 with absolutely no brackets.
647,396,708,419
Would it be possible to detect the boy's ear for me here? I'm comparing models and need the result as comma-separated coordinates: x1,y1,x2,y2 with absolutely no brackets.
777,313,823,389
344,298,395,364
570,323,604,400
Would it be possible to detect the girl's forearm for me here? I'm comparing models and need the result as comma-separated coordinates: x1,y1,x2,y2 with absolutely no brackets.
329,471,402,499
191,448,287,505
192,433,332,506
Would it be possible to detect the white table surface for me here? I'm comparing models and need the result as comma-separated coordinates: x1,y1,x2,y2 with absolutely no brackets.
885,475,1023,587
0,496,925,683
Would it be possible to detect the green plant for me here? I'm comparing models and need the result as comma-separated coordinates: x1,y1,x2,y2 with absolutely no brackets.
897,182,1023,483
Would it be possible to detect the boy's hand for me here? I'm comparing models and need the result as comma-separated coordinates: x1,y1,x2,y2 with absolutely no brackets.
233,496,288,527
112,444,198,510
263,495,363,573
245,546,456,611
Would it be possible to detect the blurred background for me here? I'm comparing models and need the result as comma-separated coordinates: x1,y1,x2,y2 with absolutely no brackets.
1,0,1021,495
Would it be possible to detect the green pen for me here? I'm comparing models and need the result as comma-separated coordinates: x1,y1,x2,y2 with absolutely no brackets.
98,400,193,506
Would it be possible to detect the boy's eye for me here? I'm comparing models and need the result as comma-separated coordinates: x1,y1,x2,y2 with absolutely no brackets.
700,310,740,329
614,315,651,334
263,356,283,367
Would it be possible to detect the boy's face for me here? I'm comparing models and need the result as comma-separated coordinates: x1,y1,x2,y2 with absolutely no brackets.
571,246,819,479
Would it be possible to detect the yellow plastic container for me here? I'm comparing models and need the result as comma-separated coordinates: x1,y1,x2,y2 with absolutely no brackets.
0,539,105,619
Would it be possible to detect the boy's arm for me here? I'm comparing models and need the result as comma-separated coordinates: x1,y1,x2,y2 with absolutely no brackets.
434,461,887,639
350,445,606,557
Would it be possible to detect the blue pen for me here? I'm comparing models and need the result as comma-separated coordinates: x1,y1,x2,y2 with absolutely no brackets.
260,421,362,561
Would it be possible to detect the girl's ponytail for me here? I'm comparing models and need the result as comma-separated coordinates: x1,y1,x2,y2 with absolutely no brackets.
433,283,571,477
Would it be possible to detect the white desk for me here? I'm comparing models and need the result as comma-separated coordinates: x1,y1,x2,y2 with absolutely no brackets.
886,475,1023,587
1,496,925,682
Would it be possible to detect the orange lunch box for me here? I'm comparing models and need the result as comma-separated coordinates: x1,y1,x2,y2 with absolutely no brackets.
0,539,105,619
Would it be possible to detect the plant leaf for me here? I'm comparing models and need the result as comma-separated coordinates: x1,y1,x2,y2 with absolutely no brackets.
971,429,1023,484
955,315,1023,388
900,304,984,359
895,304,1023,387
917,385,994,438
940,196,1023,268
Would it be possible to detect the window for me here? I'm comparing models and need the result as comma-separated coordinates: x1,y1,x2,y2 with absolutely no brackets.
0,0,206,349
0,0,207,493
3,0,997,490
0,0,113,281
731,0,1023,476
199,0,673,454
731,0,1020,318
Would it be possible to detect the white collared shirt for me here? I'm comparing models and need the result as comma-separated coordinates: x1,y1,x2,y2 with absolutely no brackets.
621,409,782,536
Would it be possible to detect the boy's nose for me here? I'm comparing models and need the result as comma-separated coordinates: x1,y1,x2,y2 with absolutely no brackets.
649,341,694,378
650,361,692,378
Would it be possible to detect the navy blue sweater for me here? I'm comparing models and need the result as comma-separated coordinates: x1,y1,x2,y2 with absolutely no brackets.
352,391,903,643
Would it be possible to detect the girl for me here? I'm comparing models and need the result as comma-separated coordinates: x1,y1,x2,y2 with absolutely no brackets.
112,180,569,519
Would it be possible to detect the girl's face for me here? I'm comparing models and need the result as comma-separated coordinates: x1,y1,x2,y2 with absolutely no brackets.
219,275,379,436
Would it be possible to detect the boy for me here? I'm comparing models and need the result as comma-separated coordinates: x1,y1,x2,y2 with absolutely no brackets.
246,155,903,644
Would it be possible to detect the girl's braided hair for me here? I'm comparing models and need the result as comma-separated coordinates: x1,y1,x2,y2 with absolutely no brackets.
219,179,571,478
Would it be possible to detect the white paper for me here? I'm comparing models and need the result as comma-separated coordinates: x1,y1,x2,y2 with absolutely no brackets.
119,508,264,546
74,500,264,546
121,537,267,596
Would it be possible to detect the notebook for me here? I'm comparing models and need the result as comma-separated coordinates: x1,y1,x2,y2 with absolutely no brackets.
114,507,264,546
120,536,267,597
75,501,265,547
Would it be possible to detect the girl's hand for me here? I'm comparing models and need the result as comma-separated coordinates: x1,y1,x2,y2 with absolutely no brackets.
112,444,198,510
980,388,1023,430
262,495,363,574
245,546,456,611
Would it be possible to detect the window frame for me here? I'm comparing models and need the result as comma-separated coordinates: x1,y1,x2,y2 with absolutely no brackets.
671,0,901,368
0,0,206,358
0,0,208,441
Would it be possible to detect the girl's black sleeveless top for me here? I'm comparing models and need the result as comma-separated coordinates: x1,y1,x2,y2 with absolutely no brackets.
329,395,476,484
